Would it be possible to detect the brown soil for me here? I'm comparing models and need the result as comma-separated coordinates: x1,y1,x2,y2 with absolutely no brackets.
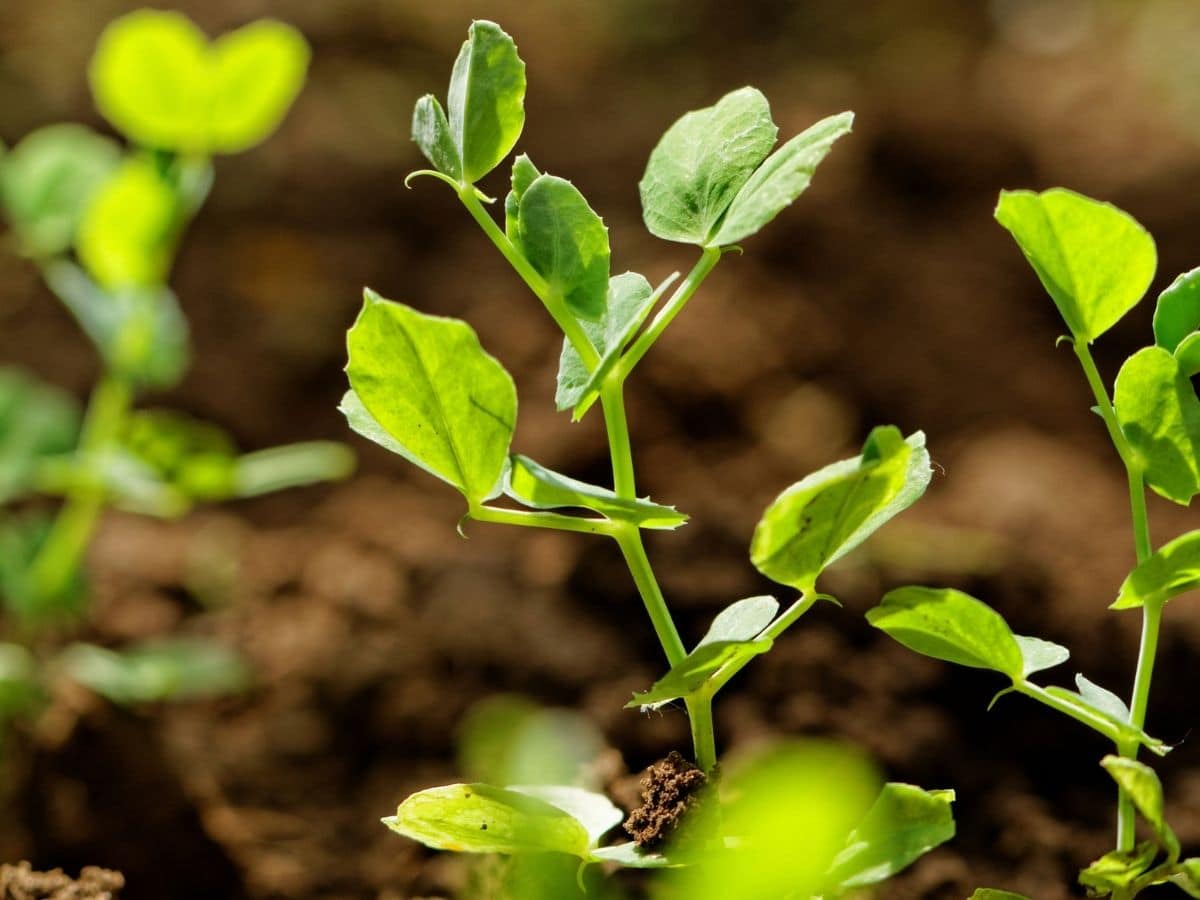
0,863,123,900
623,752,707,850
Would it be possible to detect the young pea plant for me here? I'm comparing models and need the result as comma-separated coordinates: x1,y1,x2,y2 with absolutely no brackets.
344,20,954,896
868,188,1200,899
0,11,352,747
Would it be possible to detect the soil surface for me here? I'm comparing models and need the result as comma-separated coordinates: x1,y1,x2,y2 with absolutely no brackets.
4,1,1200,898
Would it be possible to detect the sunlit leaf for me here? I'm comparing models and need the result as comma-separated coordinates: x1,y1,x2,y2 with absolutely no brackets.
627,639,773,708
696,595,779,647
1014,634,1070,678
412,94,461,182
1113,529,1200,610
1078,842,1159,894
344,290,517,504
508,785,622,847
1101,755,1179,861
1075,674,1130,723
1155,267,1200,355
447,20,526,183
994,188,1156,342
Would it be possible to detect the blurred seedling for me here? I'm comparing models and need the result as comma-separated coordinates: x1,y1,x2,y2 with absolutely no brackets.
344,19,954,897
869,189,1200,898
0,11,353,753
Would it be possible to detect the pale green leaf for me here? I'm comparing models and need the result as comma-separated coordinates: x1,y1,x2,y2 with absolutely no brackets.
0,643,41,720
1101,755,1179,861
751,428,931,590
555,271,677,417
867,587,1024,679
697,595,779,647
344,291,517,504
507,785,622,847
504,454,686,529
60,639,248,704
827,783,956,890
412,94,462,182
1014,634,1070,677
1114,529,1200,610
383,783,591,858
447,20,526,183
994,188,1156,342
1114,346,1200,505
1043,688,1168,756
517,174,610,321
589,842,676,868
1154,267,1200,354
231,442,354,498
208,20,310,154
711,111,853,246
504,153,539,241
0,124,121,258
1075,674,1130,723
640,87,778,245
627,639,773,708
1078,843,1160,894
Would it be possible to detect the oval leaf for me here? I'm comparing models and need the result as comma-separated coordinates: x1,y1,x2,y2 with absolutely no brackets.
994,188,1156,342
1114,346,1200,505
345,291,516,504
447,20,526,183
504,454,685,529
1014,634,1070,678
697,596,779,647
1114,529,1200,610
517,174,610,322
384,783,591,858
1102,756,1179,861
1075,674,1130,723
412,94,462,182
751,428,931,591
640,87,778,246
867,587,1024,679
1154,267,1200,354
711,111,853,246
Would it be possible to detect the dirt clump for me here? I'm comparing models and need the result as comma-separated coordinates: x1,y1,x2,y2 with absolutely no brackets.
623,751,708,849
0,863,124,900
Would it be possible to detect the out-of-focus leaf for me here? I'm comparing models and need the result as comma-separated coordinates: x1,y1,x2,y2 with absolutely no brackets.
0,367,81,503
59,639,249,704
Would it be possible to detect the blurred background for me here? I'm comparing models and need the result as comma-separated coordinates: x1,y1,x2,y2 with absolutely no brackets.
3,0,1200,897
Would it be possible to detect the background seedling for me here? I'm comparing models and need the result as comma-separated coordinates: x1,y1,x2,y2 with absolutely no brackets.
343,19,953,897
869,187,1200,898
0,10,352,753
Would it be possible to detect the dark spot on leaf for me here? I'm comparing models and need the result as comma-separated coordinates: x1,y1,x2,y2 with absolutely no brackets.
480,823,488,830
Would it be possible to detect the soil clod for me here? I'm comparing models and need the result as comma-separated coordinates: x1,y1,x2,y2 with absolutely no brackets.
623,750,708,849
0,863,124,900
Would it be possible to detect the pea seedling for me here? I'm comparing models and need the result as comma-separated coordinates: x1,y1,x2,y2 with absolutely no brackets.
345,20,954,896
0,11,352,748
869,188,1200,898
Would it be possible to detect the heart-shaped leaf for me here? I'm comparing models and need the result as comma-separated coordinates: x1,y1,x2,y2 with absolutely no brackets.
827,783,956,890
90,10,308,154
503,454,686,529
710,111,854,246
640,87,778,246
0,124,121,258
1114,529,1200,610
344,291,517,504
751,428,931,591
994,188,1156,342
517,174,610,321
555,271,678,417
1114,346,1200,505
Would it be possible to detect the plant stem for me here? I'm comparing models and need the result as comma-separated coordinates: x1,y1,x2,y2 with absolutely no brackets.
687,690,717,773
470,504,615,536
614,524,686,666
601,377,637,497
1014,681,1128,745
27,374,132,603
1072,339,1157,852
618,246,722,381
456,185,599,370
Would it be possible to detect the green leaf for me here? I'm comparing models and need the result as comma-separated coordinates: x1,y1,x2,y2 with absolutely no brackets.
627,639,773,709
640,87,778,246
1154,267,1200,354
517,174,610,321
231,442,354,498
507,785,622,847
89,10,308,154
412,95,462,182
994,188,1156,342
867,587,1024,679
1014,634,1070,678
697,595,779,647
1175,332,1200,378
0,643,42,720
384,783,592,858
1042,687,1168,756
0,368,81,504
1075,674,1130,723
344,291,517,504
42,262,189,389
504,153,539,242
0,124,121,258
0,512,87,625
751,428,931,590
710,111,853,246
968,890,1032,899
1171,859,1200,898
589,843,676,868
1115,529,1200,610
1101,756,1179,861
207,20,310,154
447,20,526,183
503,454,686,529
555,271,678,417
60,639,249,704
827,783,955,890
1079,842,1159,894
1114,346,1200,505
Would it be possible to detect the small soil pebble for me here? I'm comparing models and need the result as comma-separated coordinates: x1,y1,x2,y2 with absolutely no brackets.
0,863,124,900
623,750,708,849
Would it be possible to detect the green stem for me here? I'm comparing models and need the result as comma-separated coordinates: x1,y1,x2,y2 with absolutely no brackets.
600,378,637,497
456,185,599,370
469,504,615,537
613,524,687,666
617,246,722,381
1118,599,1164,851
28,374,132,602
687,691,717,773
